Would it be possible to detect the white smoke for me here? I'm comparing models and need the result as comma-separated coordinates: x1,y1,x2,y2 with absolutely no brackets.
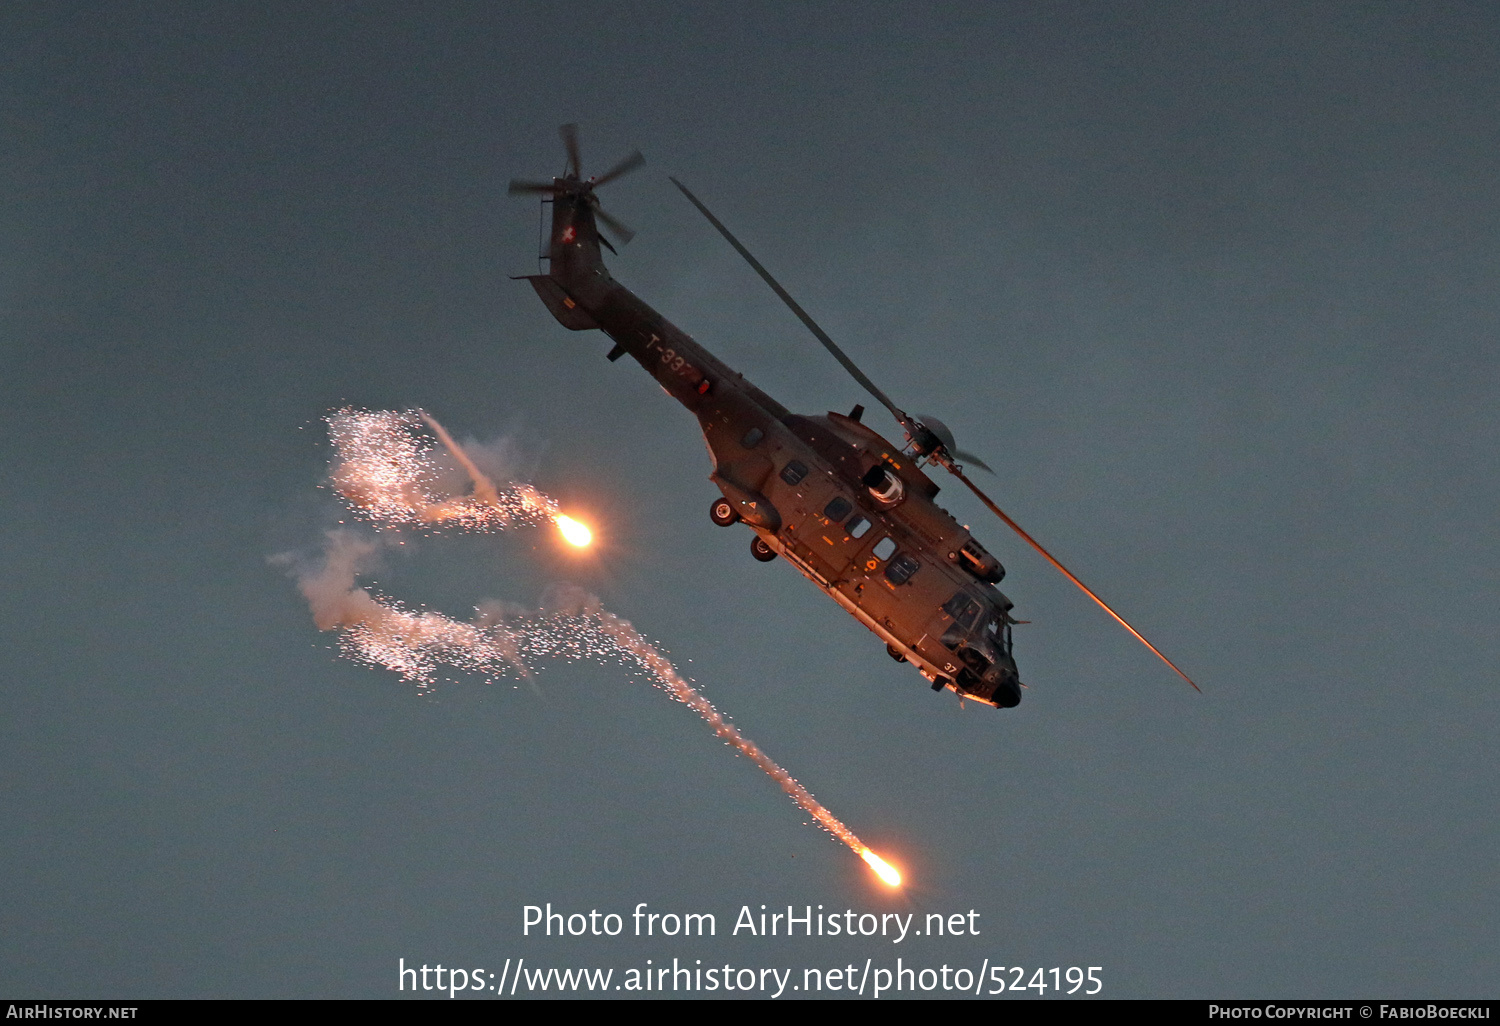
278,408,894,876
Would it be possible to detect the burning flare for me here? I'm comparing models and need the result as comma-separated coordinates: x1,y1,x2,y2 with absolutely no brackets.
290,409,903,887
554,514,592,547
860,848,902,888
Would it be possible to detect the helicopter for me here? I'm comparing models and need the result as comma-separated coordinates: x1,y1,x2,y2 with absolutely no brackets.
509,125,1196,709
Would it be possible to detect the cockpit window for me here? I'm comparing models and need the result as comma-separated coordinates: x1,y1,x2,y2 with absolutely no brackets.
846,515,871,539
779,460,808,485
872,536,897,561
823,496,853,521
741,427,764,448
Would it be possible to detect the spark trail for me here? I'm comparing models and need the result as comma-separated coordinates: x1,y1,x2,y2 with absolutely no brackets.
294,409,901,887
328,408,555,531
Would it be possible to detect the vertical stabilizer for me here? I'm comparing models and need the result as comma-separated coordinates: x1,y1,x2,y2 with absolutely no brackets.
507,125,642,308
546,193,610,291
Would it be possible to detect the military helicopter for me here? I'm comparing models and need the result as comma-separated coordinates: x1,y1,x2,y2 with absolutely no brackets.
509,125,1196,709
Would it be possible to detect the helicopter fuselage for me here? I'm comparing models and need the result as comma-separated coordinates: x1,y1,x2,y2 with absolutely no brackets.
522,186,1023,708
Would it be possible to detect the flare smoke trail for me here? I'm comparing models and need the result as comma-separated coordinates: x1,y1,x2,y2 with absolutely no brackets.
327,408,553,530
592,607,872,855
292,409,900,885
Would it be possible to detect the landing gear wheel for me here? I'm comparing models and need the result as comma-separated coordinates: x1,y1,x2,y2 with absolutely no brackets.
710,497,739,527
750,536,778,562
886,643,906,663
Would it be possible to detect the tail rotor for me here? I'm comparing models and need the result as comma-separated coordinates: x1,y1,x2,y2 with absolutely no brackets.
508,124,645,246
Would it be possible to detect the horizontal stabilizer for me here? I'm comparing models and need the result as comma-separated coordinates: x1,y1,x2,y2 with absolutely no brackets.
521,275,600,331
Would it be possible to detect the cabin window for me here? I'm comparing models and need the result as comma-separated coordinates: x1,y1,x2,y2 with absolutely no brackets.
885,553,920,585
823,496,853,521
780,460,808,485
872,536,897,561
846,515,871,539
740,427,764,448
943,592,981,630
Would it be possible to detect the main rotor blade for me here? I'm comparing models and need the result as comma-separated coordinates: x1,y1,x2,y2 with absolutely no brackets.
669,176,910,429
594,150,645,188
948,465,1199,692
508,179,558,195
954,448,995,474
560,123,582,178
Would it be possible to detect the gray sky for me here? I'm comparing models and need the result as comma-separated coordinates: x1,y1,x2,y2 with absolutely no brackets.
2,1,1495,998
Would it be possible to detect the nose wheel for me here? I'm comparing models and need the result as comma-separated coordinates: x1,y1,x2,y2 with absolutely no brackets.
750,536,778,562
710,497,739,526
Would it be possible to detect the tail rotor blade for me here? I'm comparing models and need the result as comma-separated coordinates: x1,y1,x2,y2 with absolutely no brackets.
949,465,1199,692
560,123,582,177
595,206,636,244
594,150,645,187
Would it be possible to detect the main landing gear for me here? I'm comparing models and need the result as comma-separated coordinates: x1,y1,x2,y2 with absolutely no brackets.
709,497,739,526
711,497,775,561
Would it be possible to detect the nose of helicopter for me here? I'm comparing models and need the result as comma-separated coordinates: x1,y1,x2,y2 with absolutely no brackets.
987,658,1023,708
994,673,1022,708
